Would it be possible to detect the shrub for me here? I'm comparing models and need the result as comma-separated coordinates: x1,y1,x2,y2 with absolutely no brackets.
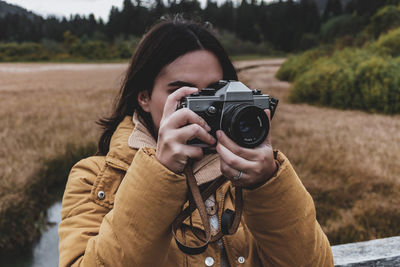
113,35,140,59
298,33,319,51
289,48,400,113
217,31,275,56
373,27,400,57
0,42,50,61
276,46,332,82
289,49,361,108
40,39,64,55
355,56,400,113
70,40,112,60
369,5,400,38
320,14,368,43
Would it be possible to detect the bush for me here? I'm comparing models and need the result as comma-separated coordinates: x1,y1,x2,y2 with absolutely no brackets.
40,39,64,55
0,33,140,62
70,40,112,59
276,46,332,82
0,42,50,61
355,56,400,113
217,31,275,56
289,48,364,108
369,5,400,38
298,33,319,51
113,35,141,59
373,27,400,57
320,14,368,43
289,48,400,113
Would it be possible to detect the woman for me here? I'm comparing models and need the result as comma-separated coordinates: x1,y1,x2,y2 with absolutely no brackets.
58,18,333,267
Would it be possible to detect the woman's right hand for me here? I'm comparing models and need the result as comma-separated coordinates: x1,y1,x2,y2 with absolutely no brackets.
156,87,216,174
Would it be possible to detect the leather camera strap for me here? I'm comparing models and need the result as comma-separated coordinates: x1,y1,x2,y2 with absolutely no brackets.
172,163,243,255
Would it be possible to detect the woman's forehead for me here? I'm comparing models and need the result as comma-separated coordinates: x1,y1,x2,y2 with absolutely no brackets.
158,50,223,86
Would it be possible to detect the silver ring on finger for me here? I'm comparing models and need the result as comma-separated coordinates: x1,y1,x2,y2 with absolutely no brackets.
232,170,243,181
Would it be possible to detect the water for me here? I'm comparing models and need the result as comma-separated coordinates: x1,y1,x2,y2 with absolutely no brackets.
0,201,62,267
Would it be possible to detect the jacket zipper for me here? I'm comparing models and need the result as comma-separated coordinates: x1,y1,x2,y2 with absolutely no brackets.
218,185,235,267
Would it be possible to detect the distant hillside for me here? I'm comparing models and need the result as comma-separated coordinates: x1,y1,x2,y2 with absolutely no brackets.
0,0,39,19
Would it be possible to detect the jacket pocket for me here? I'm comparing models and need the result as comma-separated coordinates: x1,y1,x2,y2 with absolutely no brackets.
90,163,126,209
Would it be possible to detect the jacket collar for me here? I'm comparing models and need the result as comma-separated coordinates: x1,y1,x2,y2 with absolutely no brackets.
105,116,137,171
128,112,222,185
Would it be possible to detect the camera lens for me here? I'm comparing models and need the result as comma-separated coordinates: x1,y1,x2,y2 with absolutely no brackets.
222,104,269,148
239,121,250,133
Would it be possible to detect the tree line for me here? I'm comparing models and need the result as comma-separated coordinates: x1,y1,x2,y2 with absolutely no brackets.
0,0,398,53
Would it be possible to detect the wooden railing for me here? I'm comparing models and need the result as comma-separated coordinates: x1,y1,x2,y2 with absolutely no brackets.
332,236,400,266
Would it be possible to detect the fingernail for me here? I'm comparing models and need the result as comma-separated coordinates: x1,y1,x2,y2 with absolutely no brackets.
210,137,216,144
217,130,221,139
205,124,211,132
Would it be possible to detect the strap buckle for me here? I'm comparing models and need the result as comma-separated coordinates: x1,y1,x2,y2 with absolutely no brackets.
172,163,243,255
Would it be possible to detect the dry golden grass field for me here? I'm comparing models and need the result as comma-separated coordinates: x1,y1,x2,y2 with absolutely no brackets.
1,59,400,248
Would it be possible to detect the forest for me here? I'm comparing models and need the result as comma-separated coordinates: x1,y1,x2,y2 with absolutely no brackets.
0,0,398,61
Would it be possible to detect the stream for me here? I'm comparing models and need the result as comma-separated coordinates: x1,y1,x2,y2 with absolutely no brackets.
1,201,62,267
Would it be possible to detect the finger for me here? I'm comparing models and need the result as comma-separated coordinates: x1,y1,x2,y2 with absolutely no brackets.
166,108,210,131
216,141,257,171
176,124,216,145
162,87,198,120
220,160,247,185
183,145,204,160
263,109,272,145
216,130,256,161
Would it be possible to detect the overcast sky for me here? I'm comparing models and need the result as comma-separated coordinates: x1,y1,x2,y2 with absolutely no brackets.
4,0,124,21
5,0,272,21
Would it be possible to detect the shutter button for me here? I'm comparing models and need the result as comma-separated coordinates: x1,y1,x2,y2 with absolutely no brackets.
205,256,214,266
97,191,105,200
238,256,245,264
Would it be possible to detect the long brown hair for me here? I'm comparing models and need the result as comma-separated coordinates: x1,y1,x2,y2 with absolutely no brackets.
97,18,238,155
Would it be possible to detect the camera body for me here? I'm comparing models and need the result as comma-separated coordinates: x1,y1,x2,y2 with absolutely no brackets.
180,80,278,148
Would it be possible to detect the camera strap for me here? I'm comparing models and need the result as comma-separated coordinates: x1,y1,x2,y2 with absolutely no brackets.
172,163,243,255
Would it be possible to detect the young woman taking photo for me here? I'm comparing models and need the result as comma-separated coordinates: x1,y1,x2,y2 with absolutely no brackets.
58,18,333,267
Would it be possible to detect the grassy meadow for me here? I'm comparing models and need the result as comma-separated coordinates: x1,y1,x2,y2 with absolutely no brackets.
1,59,400,251
0,63,125,250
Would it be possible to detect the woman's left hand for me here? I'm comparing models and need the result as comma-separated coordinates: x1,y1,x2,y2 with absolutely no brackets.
216,109,277,188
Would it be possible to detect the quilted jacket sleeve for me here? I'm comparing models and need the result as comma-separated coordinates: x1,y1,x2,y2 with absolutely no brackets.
242,151,334,267
58,148,188,267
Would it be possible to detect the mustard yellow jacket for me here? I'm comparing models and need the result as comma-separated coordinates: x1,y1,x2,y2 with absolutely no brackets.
58,116,333,267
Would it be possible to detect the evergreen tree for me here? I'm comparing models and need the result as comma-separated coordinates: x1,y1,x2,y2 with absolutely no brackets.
1,0,375,53
203,0,218,25
215,0,235,32
236,0,260,42
300,0,320,33
323,0,342,21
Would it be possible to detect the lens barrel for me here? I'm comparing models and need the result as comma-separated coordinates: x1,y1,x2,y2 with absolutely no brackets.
221,104,269,148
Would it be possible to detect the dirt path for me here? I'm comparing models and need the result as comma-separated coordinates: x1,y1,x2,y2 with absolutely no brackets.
235,58,290,100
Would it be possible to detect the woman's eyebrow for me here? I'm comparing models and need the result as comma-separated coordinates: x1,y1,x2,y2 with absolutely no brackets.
168,81,195,87
167,80,221,88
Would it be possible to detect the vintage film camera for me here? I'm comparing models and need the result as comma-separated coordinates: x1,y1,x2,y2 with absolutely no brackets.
180,80,278,148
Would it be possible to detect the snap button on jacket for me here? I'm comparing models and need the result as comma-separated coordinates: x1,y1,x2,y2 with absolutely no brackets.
58,116,334,267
